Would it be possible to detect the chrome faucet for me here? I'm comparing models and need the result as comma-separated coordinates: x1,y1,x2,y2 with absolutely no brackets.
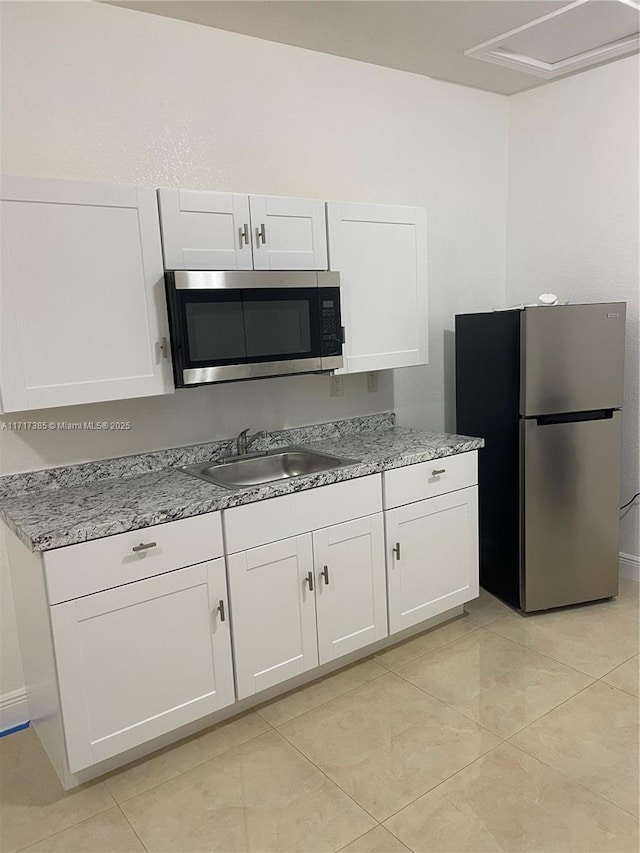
235,428,266,456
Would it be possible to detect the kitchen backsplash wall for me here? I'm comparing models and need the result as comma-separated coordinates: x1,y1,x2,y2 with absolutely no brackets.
0,413,396,498
0,374,394,477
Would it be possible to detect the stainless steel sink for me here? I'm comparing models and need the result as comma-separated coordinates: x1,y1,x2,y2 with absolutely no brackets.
180,446,359,489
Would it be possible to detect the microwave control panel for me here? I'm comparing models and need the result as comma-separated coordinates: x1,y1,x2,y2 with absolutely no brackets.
320,289,343,356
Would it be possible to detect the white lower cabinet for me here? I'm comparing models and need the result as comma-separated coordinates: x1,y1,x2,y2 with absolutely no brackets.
313,514,387,664
227,535,318,700
6,462,480,786
385,487,479,634
50,558,235,773
228,514,388,699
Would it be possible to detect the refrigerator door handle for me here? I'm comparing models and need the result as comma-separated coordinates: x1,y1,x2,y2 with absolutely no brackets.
535,409,615,427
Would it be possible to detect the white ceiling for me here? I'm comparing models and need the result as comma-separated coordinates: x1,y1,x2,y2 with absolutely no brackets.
104,0,640,95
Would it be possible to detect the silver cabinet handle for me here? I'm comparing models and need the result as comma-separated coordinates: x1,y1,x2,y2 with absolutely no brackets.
132,541,157,552
256,223,266,246
217,599,226,622
432,468,446,476
392,542,401,561
239,223,250,247
321,565,329,585
305,571,314,592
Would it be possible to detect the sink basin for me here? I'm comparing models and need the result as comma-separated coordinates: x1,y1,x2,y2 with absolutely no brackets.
181,446,359,489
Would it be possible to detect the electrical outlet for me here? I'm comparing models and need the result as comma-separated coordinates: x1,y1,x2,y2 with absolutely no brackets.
367,372,378,393
329,375,344,398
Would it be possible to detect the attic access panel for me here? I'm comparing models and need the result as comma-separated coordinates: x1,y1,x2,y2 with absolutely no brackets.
465,0,640,78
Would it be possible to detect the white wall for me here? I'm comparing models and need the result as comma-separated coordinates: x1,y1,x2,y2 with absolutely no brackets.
506,55,640,561
0,1,508,700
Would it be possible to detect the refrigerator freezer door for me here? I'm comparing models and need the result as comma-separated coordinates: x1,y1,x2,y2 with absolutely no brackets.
521,411,622,611
521,303,625,416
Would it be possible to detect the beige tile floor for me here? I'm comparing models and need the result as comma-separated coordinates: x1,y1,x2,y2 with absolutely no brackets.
1,580,638,852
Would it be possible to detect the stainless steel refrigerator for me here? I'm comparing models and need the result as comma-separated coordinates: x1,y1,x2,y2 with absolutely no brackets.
455,302,625,612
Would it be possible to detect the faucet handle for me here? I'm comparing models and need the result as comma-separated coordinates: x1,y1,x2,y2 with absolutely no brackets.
246,429,266,450
235,427,253,456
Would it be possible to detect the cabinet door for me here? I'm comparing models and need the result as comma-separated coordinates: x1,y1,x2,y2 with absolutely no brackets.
386,487,479,634
326,202,428,373
249,195,328,270
313,514,387,665
50,559,234,774
157,188,252,270
0,176,172,412
227,535,318,700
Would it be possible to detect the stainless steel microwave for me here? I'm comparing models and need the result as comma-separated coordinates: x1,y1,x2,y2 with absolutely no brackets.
165,271,344,387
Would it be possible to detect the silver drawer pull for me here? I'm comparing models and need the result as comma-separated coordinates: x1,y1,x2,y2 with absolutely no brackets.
132,541,157,553
432,468,446,476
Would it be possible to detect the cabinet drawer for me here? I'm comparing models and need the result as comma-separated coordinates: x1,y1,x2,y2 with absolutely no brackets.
383,451,477,510
223,474,382,553
44,512,223,604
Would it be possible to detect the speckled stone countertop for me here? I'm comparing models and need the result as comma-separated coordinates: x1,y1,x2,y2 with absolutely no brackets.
0,413,483,552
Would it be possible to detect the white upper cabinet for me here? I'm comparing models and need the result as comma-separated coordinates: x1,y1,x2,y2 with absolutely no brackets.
158,189,327,271
249,195,327,270
326,202,428,374
157,188,253,271
0,176,172,413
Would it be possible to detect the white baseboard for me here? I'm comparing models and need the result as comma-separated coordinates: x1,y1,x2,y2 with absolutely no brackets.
619,552,640,582
0,687,29,733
